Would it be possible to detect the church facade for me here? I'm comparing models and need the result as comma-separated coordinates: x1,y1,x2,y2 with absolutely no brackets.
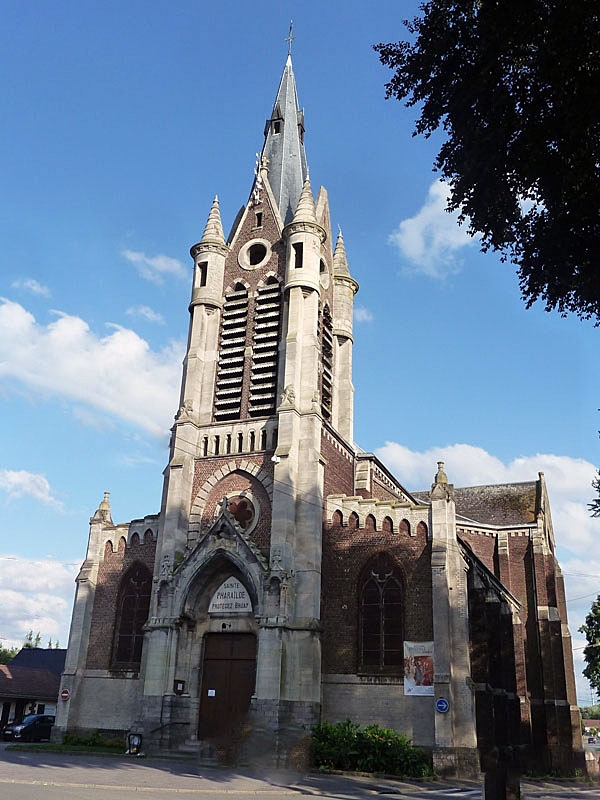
56,56,582,776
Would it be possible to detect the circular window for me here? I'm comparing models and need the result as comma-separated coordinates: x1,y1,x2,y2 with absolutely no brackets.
215,493,258,535
238,238,272,271
249,243,267,265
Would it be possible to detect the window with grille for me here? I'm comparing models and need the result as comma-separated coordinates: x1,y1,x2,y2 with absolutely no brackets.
112,563,152,669
249,279,281,417
214,284,248,421
359,554,404,671
320,304,333,421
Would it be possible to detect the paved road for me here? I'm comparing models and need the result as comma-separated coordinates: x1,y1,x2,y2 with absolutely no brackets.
0,745,596,800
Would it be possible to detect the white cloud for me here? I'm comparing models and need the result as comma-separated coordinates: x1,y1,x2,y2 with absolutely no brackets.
72,406,117,432
118,453,160,467
11,278,51,297
389,180,478,278
354,306,374,323
376,442,596,505
126,305,165,324
122,249,188,285
0,556,79,649
376,440,600,702
0,469,63,509
0,299,184,436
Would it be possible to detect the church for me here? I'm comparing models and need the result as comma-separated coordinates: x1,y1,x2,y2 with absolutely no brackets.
55,54,582,777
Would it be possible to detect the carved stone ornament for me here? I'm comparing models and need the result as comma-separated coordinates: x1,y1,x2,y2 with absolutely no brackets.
159,554,172,583
279,384,296,407
175,399,194,421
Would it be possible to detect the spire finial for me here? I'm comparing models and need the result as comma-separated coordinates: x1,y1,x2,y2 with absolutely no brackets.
333,228,349,276
199,195,225,246
292,176,317,224
285,20,295,56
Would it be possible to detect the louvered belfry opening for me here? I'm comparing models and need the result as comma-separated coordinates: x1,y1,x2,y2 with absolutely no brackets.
215,283,248,421
320,303,333,421
249,279,281,417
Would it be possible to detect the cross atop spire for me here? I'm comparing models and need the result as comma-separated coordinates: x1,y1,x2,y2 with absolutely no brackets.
285,20,295,56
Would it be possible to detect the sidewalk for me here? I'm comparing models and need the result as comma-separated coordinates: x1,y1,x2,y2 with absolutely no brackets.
1,746,597,799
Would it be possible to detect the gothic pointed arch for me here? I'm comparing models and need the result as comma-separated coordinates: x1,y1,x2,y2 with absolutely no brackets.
179,548,259,621
358,552,404,673
189,462,273,543
111,561,152,670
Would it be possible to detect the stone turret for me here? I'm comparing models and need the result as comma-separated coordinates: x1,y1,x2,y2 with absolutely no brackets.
283,177,326,295
189,196,228,310
332,230,358,442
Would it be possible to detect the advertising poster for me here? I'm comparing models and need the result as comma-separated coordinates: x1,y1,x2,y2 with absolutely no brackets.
403,641,434,695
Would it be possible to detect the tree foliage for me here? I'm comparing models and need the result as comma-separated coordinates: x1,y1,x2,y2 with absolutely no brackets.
0,644,18,664
591,470,600,518
580,705,600,720
23,630,42,649
580,596,600,692
375,0,600,322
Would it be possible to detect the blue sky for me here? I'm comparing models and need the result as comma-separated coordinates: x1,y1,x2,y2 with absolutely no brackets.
1,1,598,703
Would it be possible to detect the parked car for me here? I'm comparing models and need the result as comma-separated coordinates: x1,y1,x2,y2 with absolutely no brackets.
2,714,55,742
588,736,596,744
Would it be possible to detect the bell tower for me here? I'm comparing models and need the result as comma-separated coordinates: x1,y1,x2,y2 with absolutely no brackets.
138,52,358,757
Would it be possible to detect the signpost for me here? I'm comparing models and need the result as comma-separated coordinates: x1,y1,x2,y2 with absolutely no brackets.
435,697,449,713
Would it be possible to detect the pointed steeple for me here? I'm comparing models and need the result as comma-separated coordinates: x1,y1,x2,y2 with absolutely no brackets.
262,54,308,225
199,196,225,246
332,229,350,276
292,177,317,224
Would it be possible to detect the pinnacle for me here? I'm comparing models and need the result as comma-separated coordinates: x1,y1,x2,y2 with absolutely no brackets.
200,196,225,246
99,491,111,512
292,177,317,224
434,461,449,486
333,229,350,276
92,491,113,524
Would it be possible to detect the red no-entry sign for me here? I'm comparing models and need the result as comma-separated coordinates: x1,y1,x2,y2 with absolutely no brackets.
60,688,70,701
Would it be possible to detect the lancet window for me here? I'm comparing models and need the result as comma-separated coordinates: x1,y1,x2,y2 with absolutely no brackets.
359,553,404,672
112,563,152,670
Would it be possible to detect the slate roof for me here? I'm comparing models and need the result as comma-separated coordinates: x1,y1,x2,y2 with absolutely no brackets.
261,55,308,224
0,665,61,700
10,647,66,677
413,481,538,526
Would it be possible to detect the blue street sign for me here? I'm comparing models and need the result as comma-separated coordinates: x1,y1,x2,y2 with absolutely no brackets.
435,697,449,713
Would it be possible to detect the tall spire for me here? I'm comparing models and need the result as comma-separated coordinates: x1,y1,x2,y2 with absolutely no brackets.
261,55,308,225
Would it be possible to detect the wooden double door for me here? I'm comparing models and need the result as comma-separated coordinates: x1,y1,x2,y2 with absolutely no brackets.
198,633,256,739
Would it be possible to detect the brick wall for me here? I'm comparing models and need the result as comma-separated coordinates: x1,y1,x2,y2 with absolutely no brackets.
321,430,354,504
85,533,156,670
321,518,432,674
199,467,272,557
